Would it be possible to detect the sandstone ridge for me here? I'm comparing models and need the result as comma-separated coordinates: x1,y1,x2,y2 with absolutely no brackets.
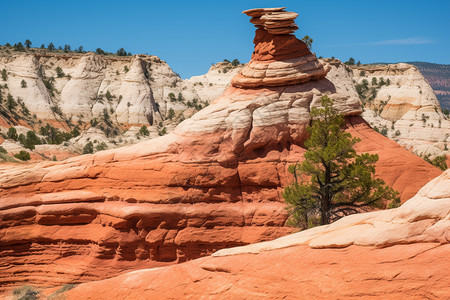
62,170,450,299
0,7,442,292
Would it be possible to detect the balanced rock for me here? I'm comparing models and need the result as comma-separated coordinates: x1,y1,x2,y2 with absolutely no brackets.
232,8,328,88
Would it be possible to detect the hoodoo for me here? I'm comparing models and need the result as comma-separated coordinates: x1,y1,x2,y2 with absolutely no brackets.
0,7,442,291
232,7,328,88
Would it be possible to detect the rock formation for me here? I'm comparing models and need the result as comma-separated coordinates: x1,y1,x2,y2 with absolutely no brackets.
231,8,328,88
55,169,450,299
2,55,54,119
353,63,450,158
0,7,442,293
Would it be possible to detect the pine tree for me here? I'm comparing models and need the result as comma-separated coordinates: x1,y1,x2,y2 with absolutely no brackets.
283,95,399,229
301,35,313,50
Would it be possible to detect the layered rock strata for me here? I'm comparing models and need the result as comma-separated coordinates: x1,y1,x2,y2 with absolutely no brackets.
353,63,450,158
231,8,328,88
0,7,442,291
61,170,450,299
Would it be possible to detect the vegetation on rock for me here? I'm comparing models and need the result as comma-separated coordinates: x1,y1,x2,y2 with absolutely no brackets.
14,150,31,161
283,96,400,229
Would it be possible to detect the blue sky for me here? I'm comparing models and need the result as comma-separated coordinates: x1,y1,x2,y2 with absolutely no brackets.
2,0,449,78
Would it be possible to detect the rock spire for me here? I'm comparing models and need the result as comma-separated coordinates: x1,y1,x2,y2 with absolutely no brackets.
232,7,328,88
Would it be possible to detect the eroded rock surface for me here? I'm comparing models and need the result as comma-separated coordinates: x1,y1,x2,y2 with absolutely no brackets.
0,7,442,292
61,170,450,300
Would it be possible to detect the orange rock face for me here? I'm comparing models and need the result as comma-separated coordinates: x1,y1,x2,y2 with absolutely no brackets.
62,243,450,300
60,169,450,299
0,7,442,293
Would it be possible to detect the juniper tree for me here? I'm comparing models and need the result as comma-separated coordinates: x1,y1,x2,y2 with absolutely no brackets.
283,95,399,228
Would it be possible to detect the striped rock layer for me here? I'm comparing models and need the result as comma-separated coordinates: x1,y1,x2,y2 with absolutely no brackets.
0,7,442,292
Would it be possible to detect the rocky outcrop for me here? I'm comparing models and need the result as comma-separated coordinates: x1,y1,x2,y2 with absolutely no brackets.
60,170,450,300
231,8,328,89
0,7,442,292
353,63,450,158
1,55,54,119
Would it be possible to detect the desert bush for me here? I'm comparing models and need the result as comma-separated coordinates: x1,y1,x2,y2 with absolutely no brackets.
14,150,31,161
83,141,94,154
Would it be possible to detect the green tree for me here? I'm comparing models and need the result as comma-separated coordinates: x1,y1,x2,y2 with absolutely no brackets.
14,150,30,161
21,79,27,88
96,142,108,151
168,92,176,102
167,108,175,120
14,42,25,51
283,95,399,228
6,93,17,111
96,48,106,55
71,128,80,137
24,39,32,48
139,125,150,136
0,146,7,154
83,141,94,154
48,42,55,51
7,127,18,140
1,69,7,81
23,131,41,150
345,57,355,65
55,67,65,78
231,59,240,67
117,48,127,56
424,155,447,171
301,35,313,50
372,77,378,85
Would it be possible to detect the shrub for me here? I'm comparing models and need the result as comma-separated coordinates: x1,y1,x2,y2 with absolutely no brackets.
96,48,106,55
55,66,65,78
1,69,7,81
7,127,18,140
168,92,176,102
83,141,94,154
301,35,313,50
345,57,355,65
96,142,108,151
0,146,7,154
20,79,27,88
14,150,31,161
158,127,167,136
117,48,127,56
139,125,149,136
167,108,175,120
